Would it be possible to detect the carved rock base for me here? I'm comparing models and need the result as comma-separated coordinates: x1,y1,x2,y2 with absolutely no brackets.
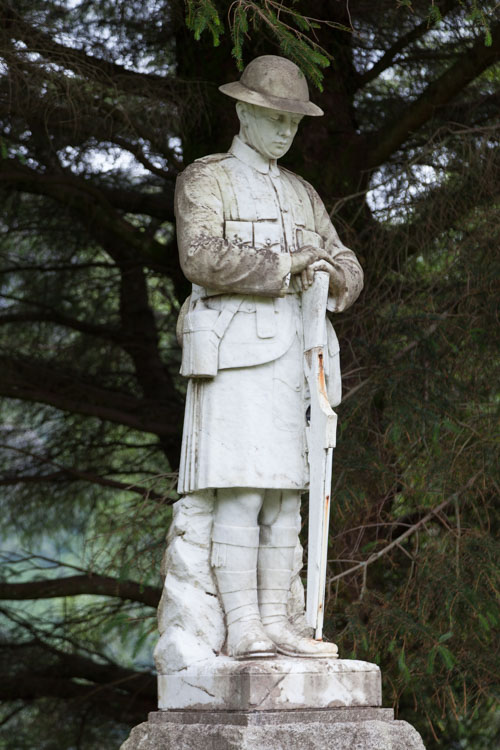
120,707,426,749
157,656,381,711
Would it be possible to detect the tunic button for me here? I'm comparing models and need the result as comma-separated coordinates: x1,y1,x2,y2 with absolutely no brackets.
265,238,272,246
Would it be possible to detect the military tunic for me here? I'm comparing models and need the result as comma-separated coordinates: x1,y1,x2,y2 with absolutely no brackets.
175,136,363,493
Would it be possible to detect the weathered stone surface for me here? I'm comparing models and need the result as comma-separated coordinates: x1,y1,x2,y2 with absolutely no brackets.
156,56,365,676
157,656,381,711
149,707,394,725
154,494,312,674
154,492,225,674
120,713,426,750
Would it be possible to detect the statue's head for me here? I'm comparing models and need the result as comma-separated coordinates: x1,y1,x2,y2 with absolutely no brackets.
219,55,323,161
235,102,302,160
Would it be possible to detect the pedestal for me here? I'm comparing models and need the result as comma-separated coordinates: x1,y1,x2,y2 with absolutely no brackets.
120,707,426,749
120,657,426,749
157,656,381,711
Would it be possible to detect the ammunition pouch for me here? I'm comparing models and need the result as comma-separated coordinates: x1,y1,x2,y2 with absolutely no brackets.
179,294,242,378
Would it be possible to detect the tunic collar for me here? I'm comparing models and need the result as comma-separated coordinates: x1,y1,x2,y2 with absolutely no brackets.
229,136,280,176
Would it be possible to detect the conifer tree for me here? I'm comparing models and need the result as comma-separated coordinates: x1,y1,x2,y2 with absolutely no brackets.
0,2,498,747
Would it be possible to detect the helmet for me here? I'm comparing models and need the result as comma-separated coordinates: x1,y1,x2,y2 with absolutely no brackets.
219,55,323,117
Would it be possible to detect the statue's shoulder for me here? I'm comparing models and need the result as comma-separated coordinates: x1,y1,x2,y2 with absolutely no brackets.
279,166,319,201
177,153,233,188
194,153,232,166
279,165,312,190
179,153,233,181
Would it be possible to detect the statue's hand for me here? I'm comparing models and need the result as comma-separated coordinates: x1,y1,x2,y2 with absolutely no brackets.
290,245,333,283
297,255,338,290
290,246,321,274
300,259,346,298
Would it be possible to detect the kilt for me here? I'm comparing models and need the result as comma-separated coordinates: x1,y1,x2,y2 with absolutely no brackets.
177,331,309,493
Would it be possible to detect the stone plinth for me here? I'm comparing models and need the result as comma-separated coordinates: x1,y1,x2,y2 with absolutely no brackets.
157,656,381,711
120,707,426,749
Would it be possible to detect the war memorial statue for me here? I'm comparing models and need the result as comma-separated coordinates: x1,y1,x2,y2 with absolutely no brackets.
121,55,426,750
173,53,363,659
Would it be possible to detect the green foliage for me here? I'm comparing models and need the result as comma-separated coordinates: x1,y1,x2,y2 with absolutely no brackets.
230,2,336,88
184,0,498,88
186,0,342,88
231,2,249,66
185,0,500,91
319,172,500,747
462,0,494,46
427,4,442,26
186,0,223,45
397,0,415,10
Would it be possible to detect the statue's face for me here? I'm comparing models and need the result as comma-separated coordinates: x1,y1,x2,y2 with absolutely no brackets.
237,103,303,160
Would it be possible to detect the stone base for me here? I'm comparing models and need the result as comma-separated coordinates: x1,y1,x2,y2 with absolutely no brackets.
158,656,381,710
120,708,426,749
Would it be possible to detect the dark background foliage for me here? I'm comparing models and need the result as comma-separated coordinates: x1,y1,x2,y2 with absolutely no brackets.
0,1,499,747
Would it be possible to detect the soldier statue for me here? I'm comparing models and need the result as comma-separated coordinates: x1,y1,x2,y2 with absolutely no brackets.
174,55,363,661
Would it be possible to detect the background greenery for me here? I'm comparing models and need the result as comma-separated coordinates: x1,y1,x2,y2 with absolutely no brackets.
0,1,498,747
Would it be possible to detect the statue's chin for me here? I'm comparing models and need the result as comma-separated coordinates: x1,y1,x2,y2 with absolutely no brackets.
262,145,291,160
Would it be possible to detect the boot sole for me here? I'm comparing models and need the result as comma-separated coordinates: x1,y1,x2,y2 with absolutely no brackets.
233,650,276,660
275,645,339,659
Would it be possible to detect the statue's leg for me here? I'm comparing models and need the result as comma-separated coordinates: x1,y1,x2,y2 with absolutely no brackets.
212,488,276,660
258,490,338,658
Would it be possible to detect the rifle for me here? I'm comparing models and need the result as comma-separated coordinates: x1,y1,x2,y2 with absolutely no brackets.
302,270,337,640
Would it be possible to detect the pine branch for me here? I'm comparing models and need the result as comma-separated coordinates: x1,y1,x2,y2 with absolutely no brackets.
429,90,500,129
0,72,182,179
87,184,176,223
117,261,177,400
0,292,183,463
0,158,175,267
0,354,182,443
0,311,121,342
0,674,154,724
365,21,500,168
0,468,170,503
0,575,161,607
0,628,156,723
327,473,480,586
0,1,181,101
342,308,453,403
354,0,459,90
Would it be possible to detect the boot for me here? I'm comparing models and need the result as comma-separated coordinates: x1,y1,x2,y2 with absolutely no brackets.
212,523,276,659
258,524,339,658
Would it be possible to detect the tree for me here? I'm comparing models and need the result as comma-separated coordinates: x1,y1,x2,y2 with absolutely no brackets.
0,1,499,747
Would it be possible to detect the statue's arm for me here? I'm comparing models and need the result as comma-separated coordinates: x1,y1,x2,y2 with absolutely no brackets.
175,162,292,296
306,183,364,312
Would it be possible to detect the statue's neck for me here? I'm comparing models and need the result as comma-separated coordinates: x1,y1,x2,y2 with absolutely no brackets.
232,135,278,175
238,133,271,164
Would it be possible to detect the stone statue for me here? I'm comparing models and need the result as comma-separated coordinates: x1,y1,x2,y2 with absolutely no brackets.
155,55,363,673
121,57,428,748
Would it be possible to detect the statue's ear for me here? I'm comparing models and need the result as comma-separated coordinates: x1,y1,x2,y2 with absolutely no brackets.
235,100,249,126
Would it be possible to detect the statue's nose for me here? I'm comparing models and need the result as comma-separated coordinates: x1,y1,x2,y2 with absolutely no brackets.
279,121,292,137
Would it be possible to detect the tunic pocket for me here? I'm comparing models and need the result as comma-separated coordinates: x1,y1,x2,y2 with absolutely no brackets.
254,221,282,253
224,220,253,245
296,228,324,249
